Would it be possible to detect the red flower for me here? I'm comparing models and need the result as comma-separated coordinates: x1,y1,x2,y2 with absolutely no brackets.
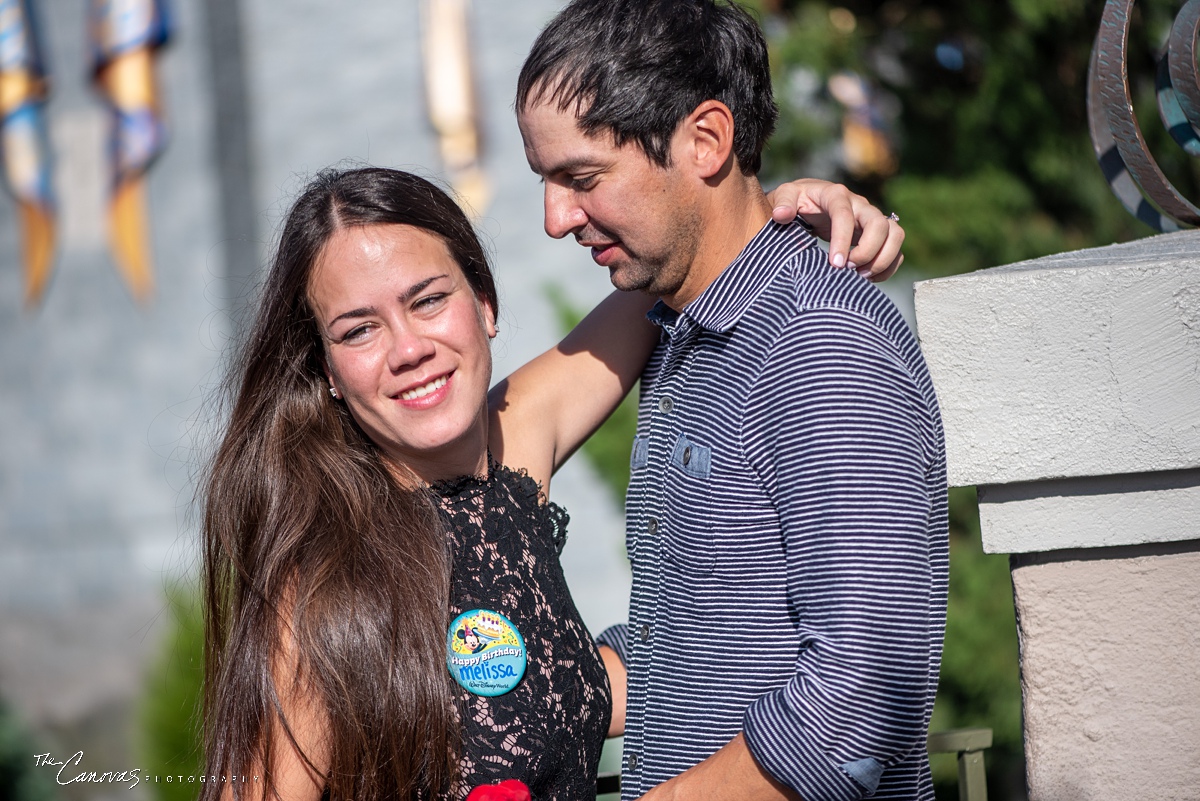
465,779,531,801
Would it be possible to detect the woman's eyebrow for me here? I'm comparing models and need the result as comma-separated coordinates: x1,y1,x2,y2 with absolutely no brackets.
398,274,449,303
328,305,376,327
326,274,451,327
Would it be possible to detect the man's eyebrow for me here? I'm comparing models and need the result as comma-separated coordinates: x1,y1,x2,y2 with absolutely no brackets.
326,275,449,327
532,158,603,177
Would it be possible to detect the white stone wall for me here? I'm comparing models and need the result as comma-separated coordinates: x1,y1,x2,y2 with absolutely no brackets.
914,232,1200,800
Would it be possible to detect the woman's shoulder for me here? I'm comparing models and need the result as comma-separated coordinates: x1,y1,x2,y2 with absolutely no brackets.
494,462,569,555
434,458,570,555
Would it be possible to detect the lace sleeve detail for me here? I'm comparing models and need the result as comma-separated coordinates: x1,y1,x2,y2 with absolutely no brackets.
433,457,570,554
545,502,568,555
505,464,569,554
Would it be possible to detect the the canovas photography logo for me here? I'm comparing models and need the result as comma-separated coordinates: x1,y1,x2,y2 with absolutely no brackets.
33,751,260,790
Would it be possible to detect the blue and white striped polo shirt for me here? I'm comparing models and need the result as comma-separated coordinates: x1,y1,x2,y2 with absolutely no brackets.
599,220,949,800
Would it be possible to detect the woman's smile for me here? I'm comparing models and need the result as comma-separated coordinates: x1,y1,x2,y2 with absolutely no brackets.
395,371,453,407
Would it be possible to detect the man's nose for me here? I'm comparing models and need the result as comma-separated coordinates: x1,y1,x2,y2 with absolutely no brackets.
543,183,586,240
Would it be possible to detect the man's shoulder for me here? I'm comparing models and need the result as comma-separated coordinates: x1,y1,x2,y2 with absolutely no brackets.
748,253,914,354
742,261,938,424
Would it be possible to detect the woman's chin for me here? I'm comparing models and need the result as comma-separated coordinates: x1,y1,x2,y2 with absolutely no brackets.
381,426,489,482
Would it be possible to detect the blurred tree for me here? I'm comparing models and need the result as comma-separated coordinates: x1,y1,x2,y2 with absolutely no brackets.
756,0,1197,274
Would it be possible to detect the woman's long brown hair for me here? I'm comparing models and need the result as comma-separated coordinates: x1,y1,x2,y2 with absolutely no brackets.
200,168,500,801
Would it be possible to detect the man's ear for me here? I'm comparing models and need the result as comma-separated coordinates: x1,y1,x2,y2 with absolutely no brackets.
679,99,736,180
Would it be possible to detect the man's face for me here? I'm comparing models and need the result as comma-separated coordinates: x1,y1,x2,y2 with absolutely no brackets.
518,98,702,305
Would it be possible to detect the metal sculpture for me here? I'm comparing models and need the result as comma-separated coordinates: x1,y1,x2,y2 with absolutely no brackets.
1089,0,1200,231
0,0,56,306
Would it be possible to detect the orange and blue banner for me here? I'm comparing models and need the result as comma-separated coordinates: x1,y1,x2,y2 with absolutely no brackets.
0,0,56,306
90,0,171,302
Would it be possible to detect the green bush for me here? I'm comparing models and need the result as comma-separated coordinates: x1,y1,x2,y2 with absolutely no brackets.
0,701,57,801
929,489,1023,799
139,581,205,801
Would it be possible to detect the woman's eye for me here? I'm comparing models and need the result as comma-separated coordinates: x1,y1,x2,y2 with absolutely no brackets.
341,324,370,342
414,293,447,310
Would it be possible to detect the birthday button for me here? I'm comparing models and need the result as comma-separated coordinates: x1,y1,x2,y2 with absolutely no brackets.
446,609,527,697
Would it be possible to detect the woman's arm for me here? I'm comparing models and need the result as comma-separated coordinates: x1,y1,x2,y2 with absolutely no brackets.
766,179,904,281
219,615,329,801
488,289,658,489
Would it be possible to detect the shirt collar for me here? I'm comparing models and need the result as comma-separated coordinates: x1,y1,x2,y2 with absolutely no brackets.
646,221,816,334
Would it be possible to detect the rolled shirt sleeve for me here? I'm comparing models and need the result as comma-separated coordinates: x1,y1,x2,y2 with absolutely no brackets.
740,309,947,799
596,623,631,668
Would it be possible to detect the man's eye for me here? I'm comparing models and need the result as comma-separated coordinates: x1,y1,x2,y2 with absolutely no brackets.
570,174,597,190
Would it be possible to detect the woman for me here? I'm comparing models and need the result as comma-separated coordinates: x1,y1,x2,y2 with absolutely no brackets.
200,167,901,801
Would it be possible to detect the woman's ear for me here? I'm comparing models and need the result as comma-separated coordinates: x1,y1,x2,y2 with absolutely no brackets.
481,297,498,339
317,352,340,398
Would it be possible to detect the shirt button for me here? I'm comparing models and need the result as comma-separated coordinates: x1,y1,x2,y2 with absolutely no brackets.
658,396,675,413
628,753,640,771
683,446,692,465
647,517,658,535
639,624,650,642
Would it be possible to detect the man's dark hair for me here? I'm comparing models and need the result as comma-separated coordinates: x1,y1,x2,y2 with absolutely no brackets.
516,0,778,175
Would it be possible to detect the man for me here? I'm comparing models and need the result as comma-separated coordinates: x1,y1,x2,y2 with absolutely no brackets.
516,2,948,800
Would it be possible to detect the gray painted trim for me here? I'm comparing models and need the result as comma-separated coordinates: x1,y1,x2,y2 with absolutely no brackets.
1009,536,1200,566
202,0,261,328
978,469,1200,554
914,233,1200,488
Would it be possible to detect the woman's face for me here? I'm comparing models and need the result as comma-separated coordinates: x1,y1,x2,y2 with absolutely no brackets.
308,223,496,482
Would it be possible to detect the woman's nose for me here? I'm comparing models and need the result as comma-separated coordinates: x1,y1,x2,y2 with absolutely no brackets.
386,324,436,372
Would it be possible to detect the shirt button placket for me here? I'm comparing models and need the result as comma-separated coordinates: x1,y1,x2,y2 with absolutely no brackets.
633,337,682,789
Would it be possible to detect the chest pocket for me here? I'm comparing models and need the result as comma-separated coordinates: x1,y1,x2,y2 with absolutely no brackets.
630,434,649,471
662,433,714,575
626,435,649,563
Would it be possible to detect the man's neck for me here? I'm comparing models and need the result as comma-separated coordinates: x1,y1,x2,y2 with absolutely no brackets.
661,176,773,311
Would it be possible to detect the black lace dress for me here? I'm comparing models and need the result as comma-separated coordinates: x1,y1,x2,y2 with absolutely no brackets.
433,460,611,801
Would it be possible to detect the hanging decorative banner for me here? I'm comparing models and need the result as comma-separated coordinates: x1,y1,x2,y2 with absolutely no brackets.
0,0,57,307
1088,0,1200,231
421,0,490,216
89,0,171,302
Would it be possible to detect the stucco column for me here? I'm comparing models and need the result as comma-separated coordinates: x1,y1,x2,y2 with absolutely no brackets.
913,231,1200,801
